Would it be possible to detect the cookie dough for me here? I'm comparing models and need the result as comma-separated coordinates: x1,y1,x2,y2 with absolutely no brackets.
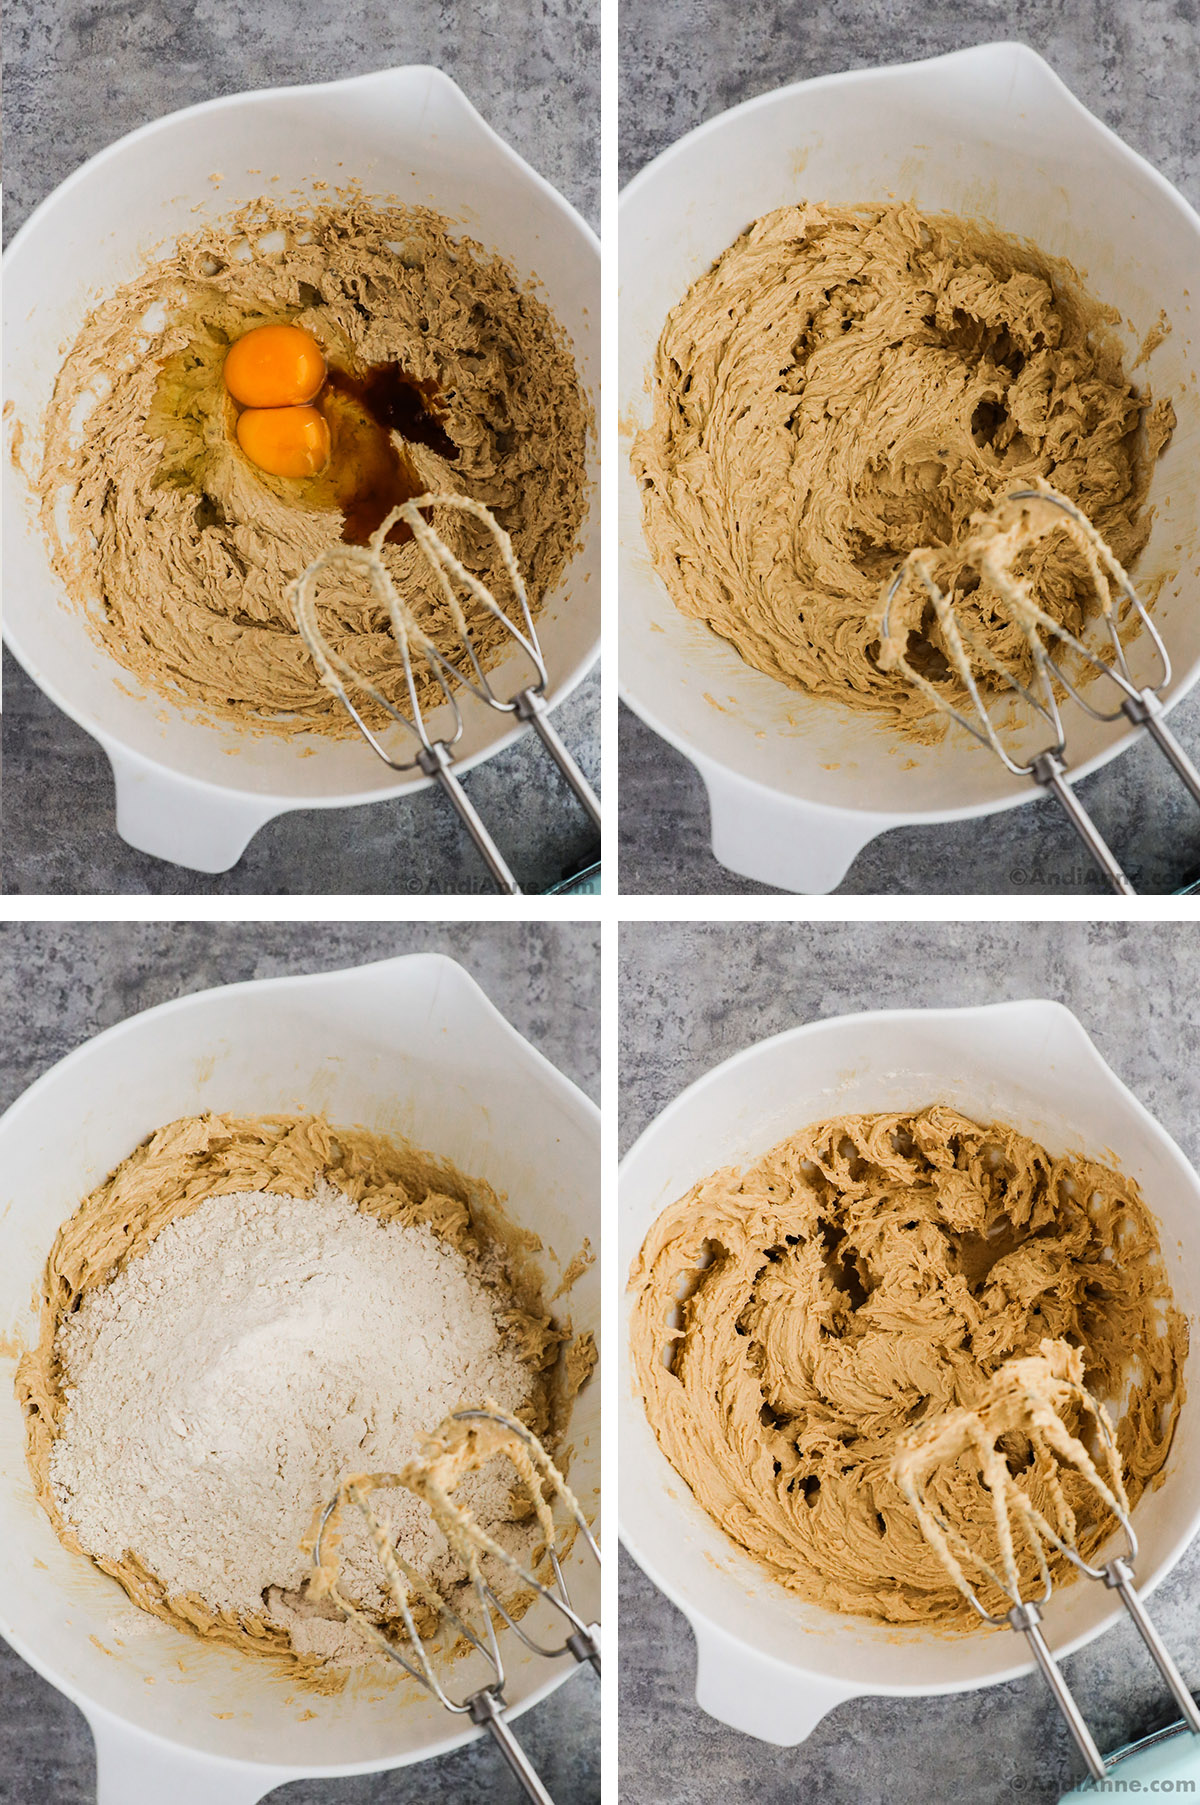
632,203,1173,738
17,1112,591,1684
39,200,590,735
628,1106,1186,1628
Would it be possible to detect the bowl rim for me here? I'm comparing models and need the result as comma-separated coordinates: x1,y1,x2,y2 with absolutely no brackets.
0,951,600,1777
3,63,601,811
617,998,1200,1700
617,40,1200,827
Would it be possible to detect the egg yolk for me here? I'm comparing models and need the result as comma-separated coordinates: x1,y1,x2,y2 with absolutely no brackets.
236,405,331,479
223,324,326,408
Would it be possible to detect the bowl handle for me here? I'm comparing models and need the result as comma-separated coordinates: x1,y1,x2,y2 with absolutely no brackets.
699,760,892,894
690,1616,861,1745
88,1708,298,1805
105,746,285,873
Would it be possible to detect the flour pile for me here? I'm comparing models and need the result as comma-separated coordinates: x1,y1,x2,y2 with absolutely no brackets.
50,1181,536,1663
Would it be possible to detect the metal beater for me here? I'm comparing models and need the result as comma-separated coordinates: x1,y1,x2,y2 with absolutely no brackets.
290,495,601,896
309,1403,600,1805
894,1341,1200,1789
880,482,1200,894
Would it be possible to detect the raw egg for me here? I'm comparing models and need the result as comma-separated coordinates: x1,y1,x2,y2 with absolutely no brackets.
223,323,326,408
236,405,331,479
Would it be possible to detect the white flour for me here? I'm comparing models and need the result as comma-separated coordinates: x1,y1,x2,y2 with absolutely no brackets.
50,1182,536,1658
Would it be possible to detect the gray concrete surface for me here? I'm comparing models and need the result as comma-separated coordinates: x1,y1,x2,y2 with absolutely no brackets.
0,921,599,1805
618,0,1200,895
618,920,1200,1805
2,677,600,896
2,0,599,896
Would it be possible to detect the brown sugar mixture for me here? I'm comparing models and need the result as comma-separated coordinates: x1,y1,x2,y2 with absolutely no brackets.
632,202,1174,739
38,199,591,737
628,1105,1186,1629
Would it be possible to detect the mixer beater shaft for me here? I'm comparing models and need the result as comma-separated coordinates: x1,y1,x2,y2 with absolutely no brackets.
310,1404,600,1805
894,1341,1200,1785
291,494,601,894
881,483,1200,894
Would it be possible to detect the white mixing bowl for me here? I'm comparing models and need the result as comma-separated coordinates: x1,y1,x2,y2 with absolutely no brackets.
3,66,600,873
0,954,600,1803
619,1000,1200,1744
619,43,1200,892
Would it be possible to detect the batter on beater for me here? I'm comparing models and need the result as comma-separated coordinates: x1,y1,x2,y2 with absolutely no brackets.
892,1337,1128,1612
627,1105,1186,1628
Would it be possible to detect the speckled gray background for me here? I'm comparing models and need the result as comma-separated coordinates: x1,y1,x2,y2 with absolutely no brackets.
2,0,599,896
619,920,1200,1804
0,921,599,1804
618,0,1200,895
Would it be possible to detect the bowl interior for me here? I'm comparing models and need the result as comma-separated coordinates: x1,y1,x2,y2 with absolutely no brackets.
4,68,600,802
619,1003,1200,1693
619,44,1200,820
0,957,600,1770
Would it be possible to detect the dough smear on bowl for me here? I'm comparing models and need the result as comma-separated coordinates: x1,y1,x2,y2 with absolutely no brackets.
38,198,591,736
627,1105,1186,1629
632,202,1174,739
17,1112,597,1687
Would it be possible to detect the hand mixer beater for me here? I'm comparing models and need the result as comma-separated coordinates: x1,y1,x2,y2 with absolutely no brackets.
894,1339,1200,1798
880,481,1200,894
291,494,601,896
308,1402,600,1805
